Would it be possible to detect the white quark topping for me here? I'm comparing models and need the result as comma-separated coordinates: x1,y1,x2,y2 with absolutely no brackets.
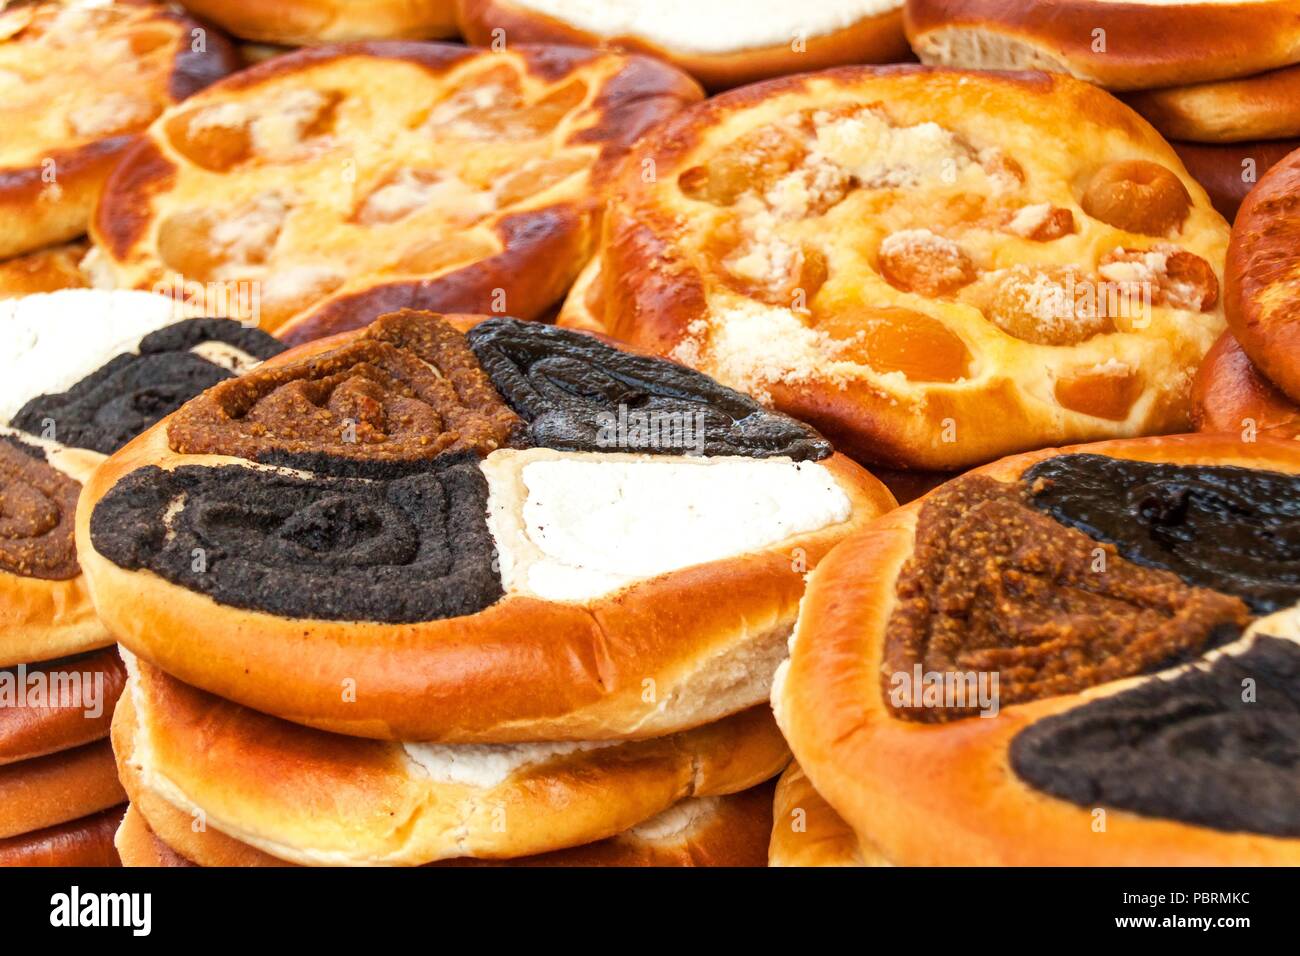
627,796,719,841
485,450,852,602
506,0,901,55
0,289,182,423
402,738,618,789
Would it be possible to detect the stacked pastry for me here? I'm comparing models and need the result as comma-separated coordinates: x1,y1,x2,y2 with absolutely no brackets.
1194,146,1300,437
0,289,284,865
74,309,894,866
773,433,1300,865
904,0,1300,220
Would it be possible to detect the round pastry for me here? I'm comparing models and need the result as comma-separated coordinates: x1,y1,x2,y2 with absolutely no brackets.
112,652,788,865
90,41,702,338
775,433,1300,865
904,0,1300,91
0,0,239,259
0,805,122,867
1193,331,1300,436
80,310,894,742
177,0,458,45
0,738,124,839
0,240,88,298
1225,144,1300,404
0,647,125,766
768,762,889,866
117,774,774,867
1128,64,1300,143
456,0,910,91
0,290,285,667
1171,139,1300,222
596,65,1228,470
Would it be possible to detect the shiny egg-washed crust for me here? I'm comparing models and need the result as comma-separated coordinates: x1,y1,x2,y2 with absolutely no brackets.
456,0,910,91
117,762,774,867
1171,139,1300,222
0,1,239,259
768,762,891,867
1128,64,1300,144
77,320,894,743
1225,145,1300,403
0,647,125,766
0,240,88,298
0,805,122,866
90,42,702,339
599,65,1229,470
1193,331,1300,437
0,805,122,867
0,440,111,669
0,738,125,839
905,0,1300,91
774,434,1300,865
113,656,789,866
177,0,458,44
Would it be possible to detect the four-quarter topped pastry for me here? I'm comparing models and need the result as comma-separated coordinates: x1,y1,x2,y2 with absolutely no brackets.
775,433,1300,865
175,0,460,45
577,65,1228,469
90,41,702,337
904,0,1300,90
456,0,910,90
80,310,893,742
0,0,239,259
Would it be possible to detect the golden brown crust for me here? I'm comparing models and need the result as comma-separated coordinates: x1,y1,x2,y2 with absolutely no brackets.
1225,144,1300,403
0,240,89,298
600,65,1228,470
77,317,895,741
178,0,459,44
776,433,1300,865
114,657,789,865
1193,330,1300,436
456,0,910,91
0,738,125,839
0,1,239,258
119,778,774,867
905,0,1300,90
90,42,702,338
0,804,122,867
0,647,125,766
768,762,891,866
1128,64,1300,143
1171,139,1300,222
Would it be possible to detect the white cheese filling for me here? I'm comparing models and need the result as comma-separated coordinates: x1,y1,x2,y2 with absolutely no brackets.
483,448,851,603
506,0,901,55
0,289,183,423
402,738,618,790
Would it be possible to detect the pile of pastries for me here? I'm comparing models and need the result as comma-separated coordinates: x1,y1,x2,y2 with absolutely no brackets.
0,0,1296,867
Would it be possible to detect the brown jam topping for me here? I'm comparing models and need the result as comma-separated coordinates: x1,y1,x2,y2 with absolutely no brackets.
882,475,1250,722
167,310,522,464
0,439,80,581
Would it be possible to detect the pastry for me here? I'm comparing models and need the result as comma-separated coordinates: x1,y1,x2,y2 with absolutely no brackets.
1224,144,1300,403
1193,331,1300,436
775,434,1300,864
112,652,788,865
177,0,459,45
0,647,125,766
1171,139,1300,221
90,42,702,337
0,241,89,298
590,65,1228,469
0,738,124,840
0,0,239,258
1128,64,1300,143
905,0,1300,90
80,310,893,740
0,805,122,867
0,290,284,667
768,762,888,866
456,0,910,90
